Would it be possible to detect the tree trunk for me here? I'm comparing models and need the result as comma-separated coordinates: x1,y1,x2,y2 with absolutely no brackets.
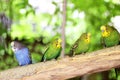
61,0,67,58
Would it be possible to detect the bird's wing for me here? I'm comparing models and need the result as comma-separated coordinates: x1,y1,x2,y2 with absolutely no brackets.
41,47,49,62
43,47,49,55
55,47,62,59
16,48,31,65
72,38,80,49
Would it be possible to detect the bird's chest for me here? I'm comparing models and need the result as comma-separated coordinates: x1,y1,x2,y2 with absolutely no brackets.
104,33,119,47
15,50,26,60
75,41,89,53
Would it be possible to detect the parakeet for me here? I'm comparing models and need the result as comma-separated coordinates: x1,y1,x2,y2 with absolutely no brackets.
70,33,91,56
42,38,62,62
100,25,120,47
11,41,32,66
100,25,120,79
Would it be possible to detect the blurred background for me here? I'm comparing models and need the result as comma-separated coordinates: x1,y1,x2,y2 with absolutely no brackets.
0,0,120,80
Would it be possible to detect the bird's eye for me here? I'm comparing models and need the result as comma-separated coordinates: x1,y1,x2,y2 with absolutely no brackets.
56,43,58,46
85,36,88,39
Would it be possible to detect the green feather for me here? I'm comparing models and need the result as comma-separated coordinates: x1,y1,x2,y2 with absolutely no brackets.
70,33,91,56
42,39,62,61
101,25,120,47
101,25,120,79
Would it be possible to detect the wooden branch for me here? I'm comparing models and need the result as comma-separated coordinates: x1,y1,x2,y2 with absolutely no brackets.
1,45,120,80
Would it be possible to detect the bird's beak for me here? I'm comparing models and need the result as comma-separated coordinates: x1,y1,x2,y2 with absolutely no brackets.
11,42,14,51
102,30,105,32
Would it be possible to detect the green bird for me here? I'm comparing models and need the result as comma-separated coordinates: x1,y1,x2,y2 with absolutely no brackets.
100,25,120,47
100,25,120,79
42,38,62,62
70,33,91,56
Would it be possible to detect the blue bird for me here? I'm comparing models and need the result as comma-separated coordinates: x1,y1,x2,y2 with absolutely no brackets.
11,41,32,66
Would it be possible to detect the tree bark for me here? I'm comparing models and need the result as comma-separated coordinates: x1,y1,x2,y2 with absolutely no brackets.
1,45,120,80
61,0,67,58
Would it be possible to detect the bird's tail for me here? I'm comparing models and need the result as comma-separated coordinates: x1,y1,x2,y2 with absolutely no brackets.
68,49,74,57
29,60,32,64
41,55,44,62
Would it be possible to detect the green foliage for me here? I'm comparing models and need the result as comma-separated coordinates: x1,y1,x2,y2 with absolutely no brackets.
0,0,35,71
31,53,43,63
109,69,116,79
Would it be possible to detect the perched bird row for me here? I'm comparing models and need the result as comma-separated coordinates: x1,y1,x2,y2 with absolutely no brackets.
11,25,120,66
11,38,62,66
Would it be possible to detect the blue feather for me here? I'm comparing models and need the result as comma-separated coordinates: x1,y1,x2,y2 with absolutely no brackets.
15,48,32,66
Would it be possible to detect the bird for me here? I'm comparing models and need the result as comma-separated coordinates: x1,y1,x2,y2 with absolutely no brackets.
70,33,91,56
100,25,120,47
100,25,120,79
42,38,62,62
11,41,32,66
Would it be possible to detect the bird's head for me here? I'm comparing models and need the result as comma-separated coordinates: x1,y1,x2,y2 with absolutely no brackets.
84,33,91,43
100,25,110,37
53,38,62,48
11,41,18,52
11,41,24,52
